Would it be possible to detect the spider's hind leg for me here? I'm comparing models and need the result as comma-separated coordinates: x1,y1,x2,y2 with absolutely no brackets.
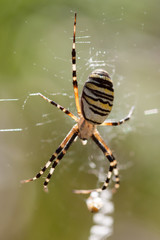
72,13,81,117
28,92,78,122
101,106,135,126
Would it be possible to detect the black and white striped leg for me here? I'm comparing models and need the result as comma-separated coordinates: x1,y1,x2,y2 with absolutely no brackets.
29,92,78,122
43,128,78,192
74,130,120,195
92,131,120,191
72,13,81,116
101,106,135,126
21,125,79,187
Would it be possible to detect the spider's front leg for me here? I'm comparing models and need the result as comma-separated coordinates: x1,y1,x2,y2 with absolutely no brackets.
43,126,78,192
92,131,120,191
74,130,119,195
22,125,79,192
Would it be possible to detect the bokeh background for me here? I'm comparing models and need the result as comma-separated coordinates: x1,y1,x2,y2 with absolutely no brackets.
0,0,160,240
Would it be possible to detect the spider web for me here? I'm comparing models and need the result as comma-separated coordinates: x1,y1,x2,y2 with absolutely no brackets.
0,8,160,240
1,34,160,240
1,44,159,240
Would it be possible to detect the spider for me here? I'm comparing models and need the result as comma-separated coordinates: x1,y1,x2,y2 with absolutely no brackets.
22,13,134,194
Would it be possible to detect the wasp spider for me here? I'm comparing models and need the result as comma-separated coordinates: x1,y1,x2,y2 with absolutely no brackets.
22,13,134,194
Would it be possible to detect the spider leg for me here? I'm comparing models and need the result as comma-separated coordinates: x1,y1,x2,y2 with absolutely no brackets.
72,13,81,117
74,130,119,194
43,126,79,192
101,106,134,126
21,125,79,187
29,93,78,122
92,130,120,190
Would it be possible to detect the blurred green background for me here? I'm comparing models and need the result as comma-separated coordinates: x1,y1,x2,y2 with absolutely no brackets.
0,0,160,239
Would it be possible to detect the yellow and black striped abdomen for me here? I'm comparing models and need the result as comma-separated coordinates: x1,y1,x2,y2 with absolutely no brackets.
81,69,114,124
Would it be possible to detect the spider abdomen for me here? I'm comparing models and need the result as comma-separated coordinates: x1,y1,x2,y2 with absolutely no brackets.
81,69,114,124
